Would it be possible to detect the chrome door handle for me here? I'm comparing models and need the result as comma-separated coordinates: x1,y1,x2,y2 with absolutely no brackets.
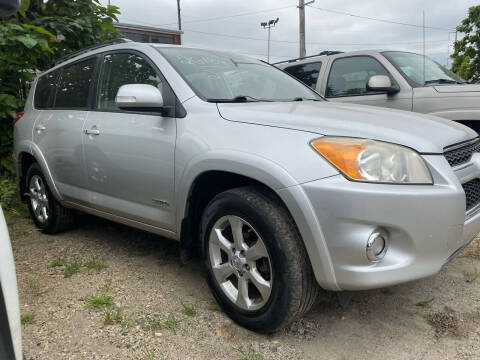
84,128,100,135
35,124,46,132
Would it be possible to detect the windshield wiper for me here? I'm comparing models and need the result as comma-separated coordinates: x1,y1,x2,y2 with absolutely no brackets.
206,95,271,103
424,78,461,85
291,97,321,102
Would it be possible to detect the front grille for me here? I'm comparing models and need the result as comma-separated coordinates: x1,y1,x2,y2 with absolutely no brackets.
462,178,480,211
444,138,480,167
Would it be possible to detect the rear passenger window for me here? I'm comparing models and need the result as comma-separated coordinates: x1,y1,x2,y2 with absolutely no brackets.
54,58,96,108
326,56,390,97
284,62,322,89
97,53,163,111
34,70,59,109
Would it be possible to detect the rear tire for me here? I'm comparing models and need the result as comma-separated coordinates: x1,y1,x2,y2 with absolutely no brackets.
200,186,319,332
25,163,75,234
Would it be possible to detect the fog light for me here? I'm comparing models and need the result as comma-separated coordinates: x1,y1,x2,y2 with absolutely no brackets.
366,231,387,262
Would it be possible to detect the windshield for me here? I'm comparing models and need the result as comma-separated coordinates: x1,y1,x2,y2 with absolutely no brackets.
157,47,323,102
383,51,466,86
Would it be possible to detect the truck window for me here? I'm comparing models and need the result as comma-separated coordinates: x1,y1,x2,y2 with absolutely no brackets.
326,56,389,97
284,62,322,89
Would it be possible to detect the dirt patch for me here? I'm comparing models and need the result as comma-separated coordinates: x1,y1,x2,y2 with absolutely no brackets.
7,214,480,360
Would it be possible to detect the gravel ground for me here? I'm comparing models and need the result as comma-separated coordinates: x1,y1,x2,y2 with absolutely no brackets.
6,213,480,360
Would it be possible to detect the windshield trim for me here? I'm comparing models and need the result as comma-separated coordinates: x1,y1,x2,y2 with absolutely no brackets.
382,51,466,88
156,47,325,103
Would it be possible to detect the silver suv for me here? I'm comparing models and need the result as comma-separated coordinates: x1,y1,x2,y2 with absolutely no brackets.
13,40,480,332
276,50,480,132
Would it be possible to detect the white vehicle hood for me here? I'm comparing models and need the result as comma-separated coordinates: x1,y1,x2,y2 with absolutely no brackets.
217,101,477,153
0,207,22,360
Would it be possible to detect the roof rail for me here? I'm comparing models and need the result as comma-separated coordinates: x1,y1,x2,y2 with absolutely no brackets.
271,50,344,65
51,38,132,67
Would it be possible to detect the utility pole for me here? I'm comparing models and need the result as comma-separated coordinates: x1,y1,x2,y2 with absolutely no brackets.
177,0,181,30
298,0,314,58
422,10,426,84
261,18,279,63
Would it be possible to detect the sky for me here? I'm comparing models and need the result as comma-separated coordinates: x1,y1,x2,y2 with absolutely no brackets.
101,0,478,66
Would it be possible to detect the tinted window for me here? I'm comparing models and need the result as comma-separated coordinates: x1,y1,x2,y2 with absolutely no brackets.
151,35,173,44
284,62,322,89
326,56,389,97
55,58,96,108
34,70,59,109
97,53,163,111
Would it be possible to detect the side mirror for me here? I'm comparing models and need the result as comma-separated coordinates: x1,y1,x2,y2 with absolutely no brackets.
115,84,164,110
367,75,399,95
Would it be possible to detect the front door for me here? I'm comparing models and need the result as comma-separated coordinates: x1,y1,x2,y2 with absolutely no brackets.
83,51,177,231
322,55,412,111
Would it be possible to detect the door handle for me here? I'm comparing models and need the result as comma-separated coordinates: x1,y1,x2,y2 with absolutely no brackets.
35,124,46,132
84,128,100,135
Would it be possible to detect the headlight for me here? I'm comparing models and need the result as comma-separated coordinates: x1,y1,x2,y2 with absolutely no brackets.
310,137,433,184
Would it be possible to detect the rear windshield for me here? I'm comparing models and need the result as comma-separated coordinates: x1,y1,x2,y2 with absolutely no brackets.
157,47,323,102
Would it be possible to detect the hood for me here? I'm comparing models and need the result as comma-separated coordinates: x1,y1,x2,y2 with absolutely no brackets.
217,101,477,153
434,84,480,93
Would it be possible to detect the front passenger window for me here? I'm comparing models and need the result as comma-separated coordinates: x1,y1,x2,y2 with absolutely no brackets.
284,62,322,89
326,56,390,97
97,53,163,111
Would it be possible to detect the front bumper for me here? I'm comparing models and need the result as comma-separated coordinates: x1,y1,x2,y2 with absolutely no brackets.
279,154,480,291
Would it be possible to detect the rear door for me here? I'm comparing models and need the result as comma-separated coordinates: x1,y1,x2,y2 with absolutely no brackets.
321,55,412,111
82,51,177,231
33,57,97,201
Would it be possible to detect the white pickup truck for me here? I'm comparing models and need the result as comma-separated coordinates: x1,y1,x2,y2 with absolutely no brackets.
276,50,480,133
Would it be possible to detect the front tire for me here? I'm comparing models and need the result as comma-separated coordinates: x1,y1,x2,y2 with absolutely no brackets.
200,186,319,332
25,163,74,234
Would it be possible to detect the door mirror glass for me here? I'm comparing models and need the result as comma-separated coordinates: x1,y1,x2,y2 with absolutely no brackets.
115,84,164,110
367,75,399,94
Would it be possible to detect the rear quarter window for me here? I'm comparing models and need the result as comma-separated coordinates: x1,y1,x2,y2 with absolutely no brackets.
284,62,322,89
34,70,59,109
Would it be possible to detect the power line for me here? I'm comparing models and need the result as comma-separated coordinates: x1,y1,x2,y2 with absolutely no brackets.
308,5,455,31
153,5,296,27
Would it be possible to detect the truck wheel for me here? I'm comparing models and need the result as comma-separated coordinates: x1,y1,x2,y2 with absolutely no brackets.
25,163,75,234
200,186,319,332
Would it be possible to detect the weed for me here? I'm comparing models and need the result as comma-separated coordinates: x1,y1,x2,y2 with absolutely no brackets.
0,177,28,217
162,314,180,334
181,302,196,317
21,312,35,325
141,347,156,360
104,308,123,325
416,298,434,308
64,261,81,278
235,345,263,360
83,256,106,271
145,314,180,334
122,317,135,329
145,317,163,331
48,258,66,268
25,276,41,297
85,293,115,309
465,268,479,283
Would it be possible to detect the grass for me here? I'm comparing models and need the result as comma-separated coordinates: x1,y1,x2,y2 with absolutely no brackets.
235,345,263,360
20,312,35,325
25,276,41,297
83,256,107,271
0,176,28,218
465,267,479,283
416,298,435,308
104,308,123,325
181,302,196,317
85,293,115,309
48,258,66,268
64,260,81,278
145,314,180,334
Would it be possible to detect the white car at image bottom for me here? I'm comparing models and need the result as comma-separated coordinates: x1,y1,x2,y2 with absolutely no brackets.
13,39,480,332
0,207,22,360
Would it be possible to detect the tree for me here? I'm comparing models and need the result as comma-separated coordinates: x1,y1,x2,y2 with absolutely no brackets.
0,0,120,174
451,5,480,82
